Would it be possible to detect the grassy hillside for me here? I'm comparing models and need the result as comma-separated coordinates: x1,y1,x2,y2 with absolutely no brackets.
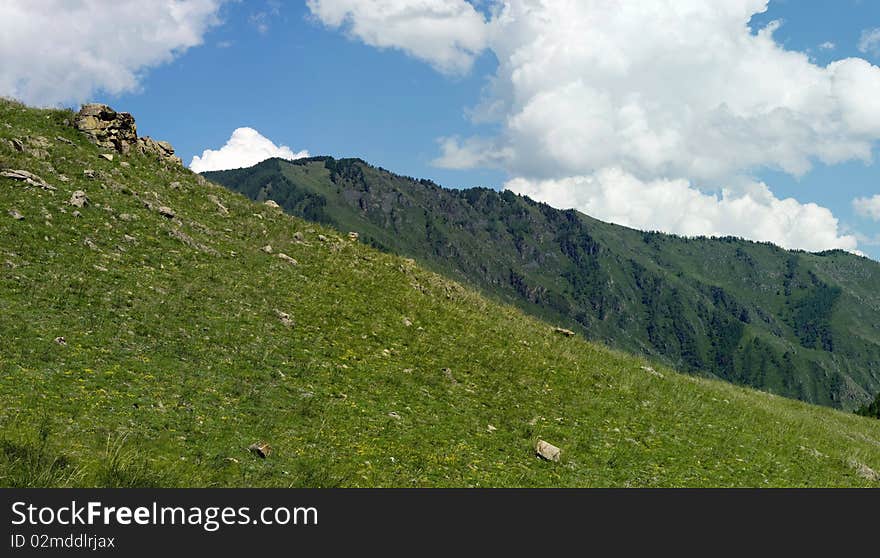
206,158,880,410
2,99,880,488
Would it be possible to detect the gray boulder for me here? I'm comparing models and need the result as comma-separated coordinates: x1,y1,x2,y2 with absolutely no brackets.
535,440,561,462
68,190,89,208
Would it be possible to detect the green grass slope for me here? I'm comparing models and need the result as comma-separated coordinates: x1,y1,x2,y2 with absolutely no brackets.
206,158,880,410
2,99,880,487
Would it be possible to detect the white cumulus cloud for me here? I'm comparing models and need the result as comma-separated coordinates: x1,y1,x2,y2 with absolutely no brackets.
853,194,880,221
310,0,880,254
438,1,880,182
506,171,858,253
306,0,491,74
0,0,225,107
190,128,309,173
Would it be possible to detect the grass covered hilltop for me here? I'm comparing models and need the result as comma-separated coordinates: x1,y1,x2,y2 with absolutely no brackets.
1,98,879,487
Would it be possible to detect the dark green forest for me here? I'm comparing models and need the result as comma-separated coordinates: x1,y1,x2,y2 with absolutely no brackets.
858,392,880,419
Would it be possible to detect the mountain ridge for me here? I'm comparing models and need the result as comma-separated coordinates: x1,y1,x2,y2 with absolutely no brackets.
206,156,880,410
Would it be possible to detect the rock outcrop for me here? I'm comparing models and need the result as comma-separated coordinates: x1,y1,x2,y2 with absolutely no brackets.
74,103,182,165
0,169,56,191
137,136,183,166
74,104,137,153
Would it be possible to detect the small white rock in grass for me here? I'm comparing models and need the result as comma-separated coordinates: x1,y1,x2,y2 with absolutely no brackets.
535,440,561,462
274,309,294,327
8,209,24,220
54,336,66,346
68,190,89,208
208,194,229,216
858,464,879,482
248,442,271,458
264,199,281,210
553,327,576,337
641,365,664,378
388,411,401,420
849,459,879,482
261,244,273,254
100,153,114,161
277,253,297,265
798,446,826,459
487,424,497,432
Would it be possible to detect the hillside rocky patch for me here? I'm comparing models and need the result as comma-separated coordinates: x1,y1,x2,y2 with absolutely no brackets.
73,103,182,165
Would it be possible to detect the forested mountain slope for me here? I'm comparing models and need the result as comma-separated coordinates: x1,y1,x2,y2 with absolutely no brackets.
208,157,880,410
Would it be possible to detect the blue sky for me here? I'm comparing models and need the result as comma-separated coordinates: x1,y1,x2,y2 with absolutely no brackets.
2,1,879,258
109,1,506,189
